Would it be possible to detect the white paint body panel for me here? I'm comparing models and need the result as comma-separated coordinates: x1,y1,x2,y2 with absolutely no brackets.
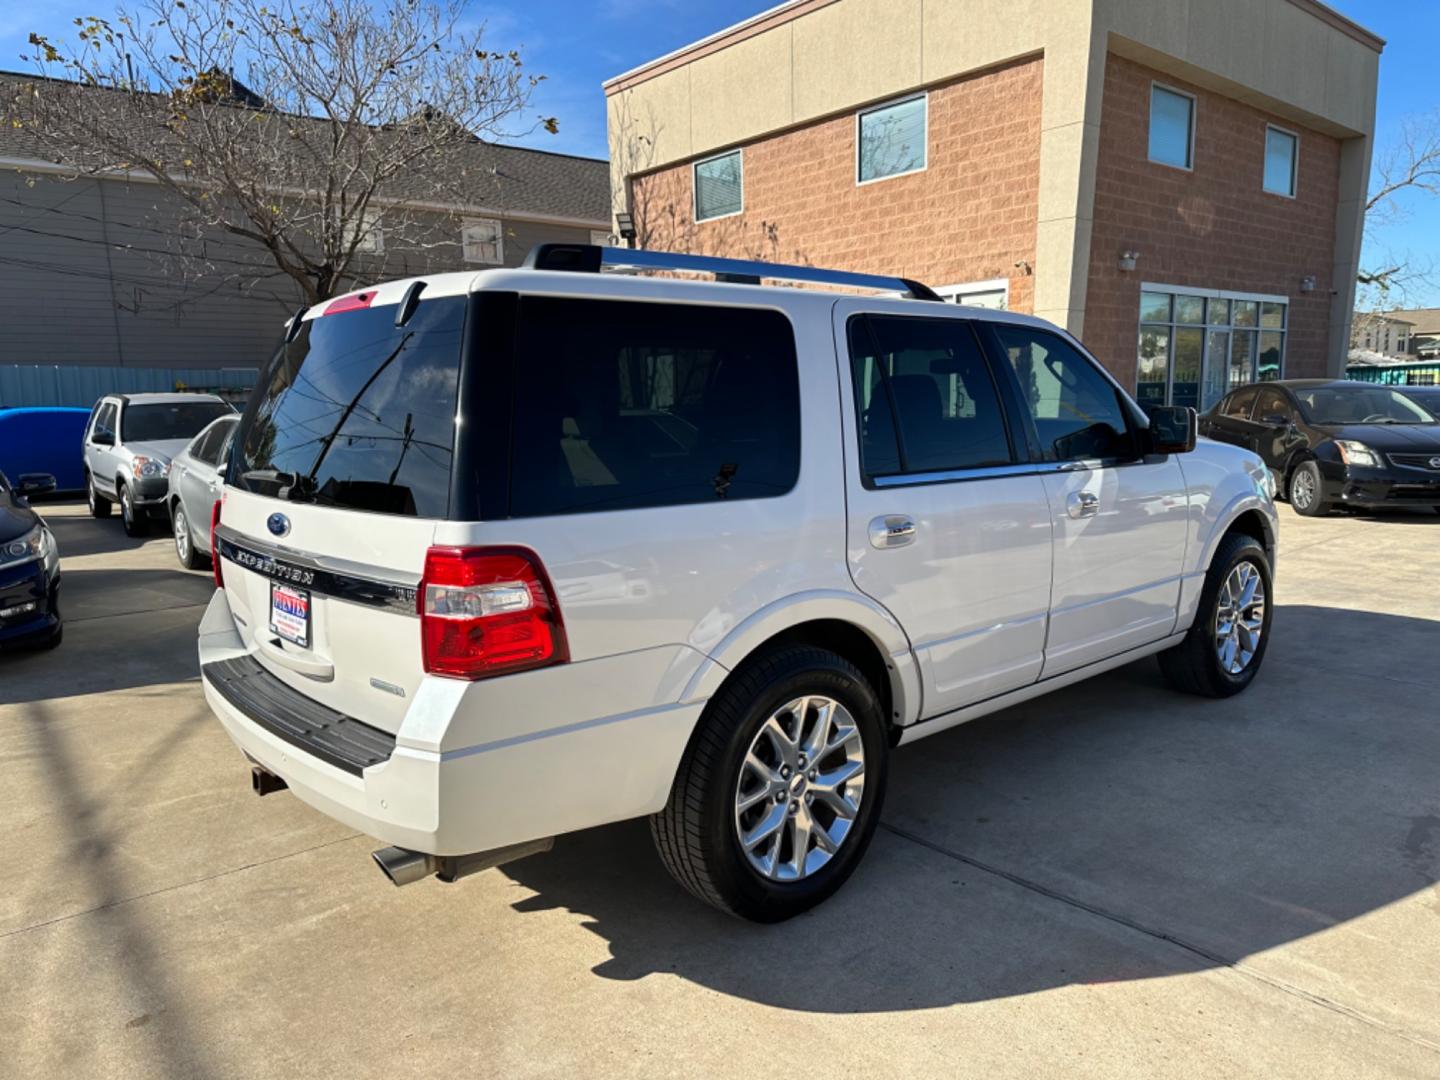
201,268,1279,859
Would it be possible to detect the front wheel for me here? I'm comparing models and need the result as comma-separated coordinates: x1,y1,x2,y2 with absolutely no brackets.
651,646,889,922
87,474,112,518
1159,532,1273,698
1289,460,1330,517
119,482,147,538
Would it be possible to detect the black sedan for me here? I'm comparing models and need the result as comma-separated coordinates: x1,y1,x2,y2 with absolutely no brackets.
0,471,62,650
1199,380,1440,516
1398,384,1440,419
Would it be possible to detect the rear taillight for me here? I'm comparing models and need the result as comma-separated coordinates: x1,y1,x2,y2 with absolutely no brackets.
211,499,224,589
419,547,568,680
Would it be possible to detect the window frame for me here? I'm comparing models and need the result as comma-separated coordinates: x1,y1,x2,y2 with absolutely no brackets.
461,217,505,265
935,278,1011,310
844,312,1029,489
1148,82,1197,172
856,92,929,187
692,148,745,223
1138,283,1289,407
1263,123,1300,199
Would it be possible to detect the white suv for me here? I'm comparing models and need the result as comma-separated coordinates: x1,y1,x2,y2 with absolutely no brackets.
198,246,1277,922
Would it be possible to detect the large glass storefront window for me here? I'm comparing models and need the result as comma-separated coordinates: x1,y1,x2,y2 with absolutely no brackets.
1137,288,1286,412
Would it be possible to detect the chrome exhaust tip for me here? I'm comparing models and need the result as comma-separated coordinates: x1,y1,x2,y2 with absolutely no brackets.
371,836,554,887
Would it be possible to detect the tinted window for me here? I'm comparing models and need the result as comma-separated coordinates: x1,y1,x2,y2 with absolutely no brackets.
92,402,117,439
509,298,800,517
1253,388,1291,422
122,401,231,443
1292,385,1436,425
848,316,1013,477
235,297,465,517
194,419,236,466
992,326,1135,461
1222,387,1259,418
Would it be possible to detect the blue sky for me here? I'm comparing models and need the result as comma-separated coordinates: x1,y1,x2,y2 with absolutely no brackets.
4,0,1439,303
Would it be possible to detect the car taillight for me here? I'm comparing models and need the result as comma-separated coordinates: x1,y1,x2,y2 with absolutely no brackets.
211,498,224,589
419,546,568,680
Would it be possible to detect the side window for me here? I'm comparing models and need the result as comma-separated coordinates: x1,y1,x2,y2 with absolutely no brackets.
990,326,1136,462
847,315,1014,478
1223,387,1260,419
193,422,229,466
1254,388,1291,423
93,402,117,440
508,298,801,517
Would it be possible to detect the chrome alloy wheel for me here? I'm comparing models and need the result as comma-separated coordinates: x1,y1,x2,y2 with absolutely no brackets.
1291,468,1316,510
1214,560,1266,675
174,507,190,561
734,695,866,882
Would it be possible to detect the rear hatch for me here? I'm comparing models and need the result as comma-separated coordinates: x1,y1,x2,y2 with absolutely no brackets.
216,288,468,734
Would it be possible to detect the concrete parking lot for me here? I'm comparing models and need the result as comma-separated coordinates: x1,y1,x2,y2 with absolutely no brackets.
2,501,1437,1079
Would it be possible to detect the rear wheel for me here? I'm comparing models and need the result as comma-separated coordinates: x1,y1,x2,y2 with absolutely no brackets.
652,646,889,922
118,482,147,538
87,473,112,518
1289,460,1329,517
1159,532,1272,698
171,502,206,570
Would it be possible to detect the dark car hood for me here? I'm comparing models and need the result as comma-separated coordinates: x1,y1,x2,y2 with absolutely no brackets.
0,499,40,544
1314,423,1440,450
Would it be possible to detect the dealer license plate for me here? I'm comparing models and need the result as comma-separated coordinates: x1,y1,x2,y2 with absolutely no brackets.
269,582,311,648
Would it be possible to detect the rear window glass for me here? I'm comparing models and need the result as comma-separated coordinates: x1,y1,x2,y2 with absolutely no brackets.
122,401,231,442
509,297,800,517
234,297,465,517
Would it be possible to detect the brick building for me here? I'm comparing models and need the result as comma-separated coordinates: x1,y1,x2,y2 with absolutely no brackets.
604,0,1382,411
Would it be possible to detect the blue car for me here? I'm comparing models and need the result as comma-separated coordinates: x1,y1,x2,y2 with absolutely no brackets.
0,407,91,492
0,470,62,651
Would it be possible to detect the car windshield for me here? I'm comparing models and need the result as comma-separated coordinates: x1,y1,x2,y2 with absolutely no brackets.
1292,386,1436,425
122,401,233,442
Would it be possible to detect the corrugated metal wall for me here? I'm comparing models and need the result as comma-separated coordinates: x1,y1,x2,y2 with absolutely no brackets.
0,364,257,408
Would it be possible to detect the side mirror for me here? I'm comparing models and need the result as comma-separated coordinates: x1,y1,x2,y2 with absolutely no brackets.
1146,406,1197,455
1260,413,1290,428
92,429,115,446
15,473,57,498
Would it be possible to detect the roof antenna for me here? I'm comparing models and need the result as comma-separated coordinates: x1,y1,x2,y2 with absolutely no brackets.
395,281,427,327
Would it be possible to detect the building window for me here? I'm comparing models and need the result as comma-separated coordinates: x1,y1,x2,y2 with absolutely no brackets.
462,218,504,264
1149,84,1195,170
857,95,927,184
694,150,743,221
1264,125,1298,197
590,229,613,246
1137,287,1286,411
935,278,1009,310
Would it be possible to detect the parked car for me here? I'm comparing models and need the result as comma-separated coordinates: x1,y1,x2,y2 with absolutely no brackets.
198,246,1277,922
0,407,91,492
1199,379,1440,516
0,470,61,651
1396,384,1440,419
83,393,234,537
166,414,240,570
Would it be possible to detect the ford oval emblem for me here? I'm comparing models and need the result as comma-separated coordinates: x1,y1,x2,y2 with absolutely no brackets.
266,513,291,538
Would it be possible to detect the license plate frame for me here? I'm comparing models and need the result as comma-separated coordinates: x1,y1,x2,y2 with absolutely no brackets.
269,582,311,649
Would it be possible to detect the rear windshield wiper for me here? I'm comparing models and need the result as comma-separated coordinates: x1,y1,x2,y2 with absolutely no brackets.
238,469,317,502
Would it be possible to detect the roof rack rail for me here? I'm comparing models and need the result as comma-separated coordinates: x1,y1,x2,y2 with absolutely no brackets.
522,244,943,302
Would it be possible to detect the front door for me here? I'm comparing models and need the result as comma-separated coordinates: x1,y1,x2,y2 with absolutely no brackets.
979,323,1190,677
836,304,1053,718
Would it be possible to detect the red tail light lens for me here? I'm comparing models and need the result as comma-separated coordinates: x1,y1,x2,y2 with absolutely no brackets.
211,498,224,589
419,547,568,680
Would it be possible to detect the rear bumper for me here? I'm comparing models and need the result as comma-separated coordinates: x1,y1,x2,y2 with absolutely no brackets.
197,589,705,856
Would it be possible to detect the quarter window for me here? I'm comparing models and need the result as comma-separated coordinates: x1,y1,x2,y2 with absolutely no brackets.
1264,126,1298,197
462,218,504,264
694,150,743,221
991,326,1136,462
509,298,800,517
848,316,1013,478
1149,85,1195,170
858,96,927,184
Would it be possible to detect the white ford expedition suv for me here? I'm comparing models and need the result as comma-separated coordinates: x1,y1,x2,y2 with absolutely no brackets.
198,245,1277,922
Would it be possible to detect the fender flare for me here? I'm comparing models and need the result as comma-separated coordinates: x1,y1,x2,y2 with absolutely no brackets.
1199,491,1277,572
682,589,923,726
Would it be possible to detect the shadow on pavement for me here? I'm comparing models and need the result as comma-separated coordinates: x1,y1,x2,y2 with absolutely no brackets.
41,507,171,560
0,568,211,704
499,604,1440,1016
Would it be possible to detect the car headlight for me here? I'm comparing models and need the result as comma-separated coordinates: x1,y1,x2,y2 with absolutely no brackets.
1335,440,1381,468
0,524,52,569
132,456,170,478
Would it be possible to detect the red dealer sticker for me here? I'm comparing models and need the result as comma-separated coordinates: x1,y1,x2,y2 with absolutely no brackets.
269,582,311,648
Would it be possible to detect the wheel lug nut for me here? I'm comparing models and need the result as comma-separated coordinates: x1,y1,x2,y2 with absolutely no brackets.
787,801,798,815
808,769,817,781
780,765,791,779
805,793,814,805
797,755,807,768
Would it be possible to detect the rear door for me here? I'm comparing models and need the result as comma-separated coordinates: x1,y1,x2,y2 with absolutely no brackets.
835,304,1053,717
1202,386,1262,451
218,294,468,733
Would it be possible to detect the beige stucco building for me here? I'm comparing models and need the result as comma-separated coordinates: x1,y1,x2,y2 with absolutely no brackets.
604,0,1382,403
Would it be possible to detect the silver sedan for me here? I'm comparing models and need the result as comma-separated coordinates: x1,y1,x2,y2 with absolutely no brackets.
165,415,238,570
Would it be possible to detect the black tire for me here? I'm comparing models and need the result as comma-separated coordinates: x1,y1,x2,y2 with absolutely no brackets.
651,645,890,922
1158,532,1273,698
37,624,62,651
87,473,112,518
171,501,206,570
1289,460,1329,517
118,481,147,538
